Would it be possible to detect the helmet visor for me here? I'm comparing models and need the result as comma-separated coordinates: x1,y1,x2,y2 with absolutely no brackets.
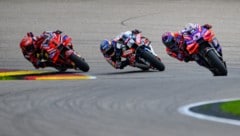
105,47,114,56
165,38,176,49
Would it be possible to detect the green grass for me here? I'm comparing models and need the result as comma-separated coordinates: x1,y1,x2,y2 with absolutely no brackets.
0,76,17,80
220,100,240,116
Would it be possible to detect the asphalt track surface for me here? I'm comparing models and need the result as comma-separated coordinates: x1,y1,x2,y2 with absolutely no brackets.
0,0,240,136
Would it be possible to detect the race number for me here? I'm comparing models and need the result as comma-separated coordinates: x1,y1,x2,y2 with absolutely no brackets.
192,32,201,41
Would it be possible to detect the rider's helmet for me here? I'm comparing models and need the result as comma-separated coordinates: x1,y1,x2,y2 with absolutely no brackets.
100,40,114,57
132,29,141,34
184,23,199,34
162,32,178,50
20,36,35,52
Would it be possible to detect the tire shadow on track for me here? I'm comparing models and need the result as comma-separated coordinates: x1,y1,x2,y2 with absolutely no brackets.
96,69,158,76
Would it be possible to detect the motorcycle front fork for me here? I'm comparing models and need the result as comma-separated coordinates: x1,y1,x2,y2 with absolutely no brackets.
212,38,222,56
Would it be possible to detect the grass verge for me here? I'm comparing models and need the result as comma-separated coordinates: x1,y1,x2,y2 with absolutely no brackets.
220,100,240,116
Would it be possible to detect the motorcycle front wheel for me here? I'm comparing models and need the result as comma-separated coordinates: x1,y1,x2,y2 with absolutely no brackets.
140,50,165,71
69,54,90,72
206,49,227,76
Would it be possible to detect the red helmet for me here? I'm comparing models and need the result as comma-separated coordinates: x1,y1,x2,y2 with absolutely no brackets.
20,36,34,52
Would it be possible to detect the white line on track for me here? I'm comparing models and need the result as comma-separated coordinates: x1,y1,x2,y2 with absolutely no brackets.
178,98,240,126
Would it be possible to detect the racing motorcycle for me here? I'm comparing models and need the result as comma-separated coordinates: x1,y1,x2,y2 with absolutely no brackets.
117,34,165,71
37,31,90,72
183,26,227,76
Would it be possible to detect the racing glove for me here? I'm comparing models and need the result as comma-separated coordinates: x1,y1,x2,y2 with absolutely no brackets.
115,60,129,69
115,61,121,69
183,55,194,63
183,56,191,62
120,59,130,69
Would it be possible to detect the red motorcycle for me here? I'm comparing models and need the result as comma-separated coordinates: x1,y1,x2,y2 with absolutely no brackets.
38,31,90,72
183,26,227,76
118,34,165,71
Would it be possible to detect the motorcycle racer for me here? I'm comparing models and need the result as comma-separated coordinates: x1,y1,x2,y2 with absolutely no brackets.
20,32,48,69
161,31,188,62
20,30,71,69
100,29,145,69
161,23,221,68
100,39,129,69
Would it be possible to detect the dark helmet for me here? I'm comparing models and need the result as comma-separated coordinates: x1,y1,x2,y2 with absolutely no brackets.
132,29,141,34
54,30,62,34
19,36,34,52
100,40,114,56
161,32,177,49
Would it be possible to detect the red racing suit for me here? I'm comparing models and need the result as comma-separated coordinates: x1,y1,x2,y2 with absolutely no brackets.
21,31,67,68
165,32,190,62
20,32,44,68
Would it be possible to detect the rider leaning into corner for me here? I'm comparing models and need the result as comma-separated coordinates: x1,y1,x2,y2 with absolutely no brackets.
19,30,72,69
100,29,144,69
161,23,223,70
